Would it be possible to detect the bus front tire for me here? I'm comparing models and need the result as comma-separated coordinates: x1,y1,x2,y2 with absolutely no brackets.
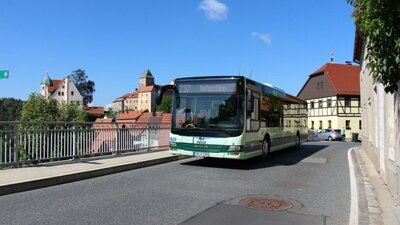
261,139,270,161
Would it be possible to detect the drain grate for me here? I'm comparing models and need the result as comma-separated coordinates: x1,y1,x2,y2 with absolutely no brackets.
239,197,293,211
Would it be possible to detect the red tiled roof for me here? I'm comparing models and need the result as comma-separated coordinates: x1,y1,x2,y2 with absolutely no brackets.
138,85,157,93
84,107,105,115
136,112,152,123
118,110,143,120
310,63,360,95
93,118,116,129
162,113,172,123
47,80,63,94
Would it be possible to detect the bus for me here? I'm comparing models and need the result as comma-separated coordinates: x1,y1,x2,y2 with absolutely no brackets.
156,76,308,160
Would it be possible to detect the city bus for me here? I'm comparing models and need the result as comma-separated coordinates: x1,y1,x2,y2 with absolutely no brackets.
156,76,308,160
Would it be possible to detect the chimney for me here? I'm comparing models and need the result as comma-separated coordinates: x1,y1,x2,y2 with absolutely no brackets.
330,52,334,63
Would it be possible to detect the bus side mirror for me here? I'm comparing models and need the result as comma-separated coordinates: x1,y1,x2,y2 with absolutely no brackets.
156,85,174,105
246,90,254,113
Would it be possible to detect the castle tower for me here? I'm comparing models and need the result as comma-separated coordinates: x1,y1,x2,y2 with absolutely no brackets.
139,69,154,87
40,72,52,99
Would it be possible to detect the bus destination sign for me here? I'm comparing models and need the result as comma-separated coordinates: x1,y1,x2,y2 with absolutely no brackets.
177,81,237,93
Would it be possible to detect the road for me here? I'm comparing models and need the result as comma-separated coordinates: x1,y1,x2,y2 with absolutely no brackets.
0,142,360,225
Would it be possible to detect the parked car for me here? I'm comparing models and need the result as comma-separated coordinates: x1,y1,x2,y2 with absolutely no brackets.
317,129,344,141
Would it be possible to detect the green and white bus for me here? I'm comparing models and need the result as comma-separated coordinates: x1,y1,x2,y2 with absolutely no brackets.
157,76,308,160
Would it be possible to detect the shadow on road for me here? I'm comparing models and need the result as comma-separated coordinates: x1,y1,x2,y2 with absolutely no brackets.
181,143,329,170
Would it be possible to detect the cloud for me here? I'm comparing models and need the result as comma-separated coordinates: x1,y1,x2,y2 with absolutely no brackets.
252,32,272,45
199,0,228,21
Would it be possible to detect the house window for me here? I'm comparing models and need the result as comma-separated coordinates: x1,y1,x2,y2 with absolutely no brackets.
62,92,64,96
42,87,44,90
320,82,323,89
327,99,332,107
58,92,61,96
328,120,332,128
319,100,323,108
311,121,314,129
71,91,74,96
310,101,314,109
62,85,65,89
359,120,362,130
319,121,323,129
345,98,350,107
346,120,351,130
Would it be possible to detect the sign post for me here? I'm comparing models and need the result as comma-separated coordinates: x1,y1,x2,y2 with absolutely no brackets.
0,70,9,79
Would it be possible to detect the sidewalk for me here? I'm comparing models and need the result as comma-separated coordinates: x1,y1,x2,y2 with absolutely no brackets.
0,150,189,196
352,147,400,225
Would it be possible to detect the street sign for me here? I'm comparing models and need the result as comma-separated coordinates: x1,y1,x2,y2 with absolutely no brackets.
0,70,9,79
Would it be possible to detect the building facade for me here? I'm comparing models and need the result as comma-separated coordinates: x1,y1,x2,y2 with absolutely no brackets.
40,73,83,108
354,34,400,205
297,63,361,138
111,69,159,113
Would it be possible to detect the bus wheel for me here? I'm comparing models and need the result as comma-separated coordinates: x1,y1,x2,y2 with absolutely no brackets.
261,139,270,161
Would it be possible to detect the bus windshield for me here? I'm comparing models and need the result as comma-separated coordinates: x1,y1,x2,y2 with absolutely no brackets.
172,93,244,137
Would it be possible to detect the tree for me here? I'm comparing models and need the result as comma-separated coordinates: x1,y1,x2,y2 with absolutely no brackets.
70,69,95,106
20,93,88,123
20,93,59,123
0,98,24,121
347,0,400,93
156,95,172,113
59,103,87,122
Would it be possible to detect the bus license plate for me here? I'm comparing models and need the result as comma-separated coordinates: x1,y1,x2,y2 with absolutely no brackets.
193,152,210,157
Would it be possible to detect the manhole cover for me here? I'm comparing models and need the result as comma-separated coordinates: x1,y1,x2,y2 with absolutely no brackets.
239,197,293,211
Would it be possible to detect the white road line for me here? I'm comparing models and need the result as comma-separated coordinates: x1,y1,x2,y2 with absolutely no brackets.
348,147,359,225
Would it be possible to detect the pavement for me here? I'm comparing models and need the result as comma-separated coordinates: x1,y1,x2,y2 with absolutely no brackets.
350,147,400,225
0,150,189,196
0,147,399,225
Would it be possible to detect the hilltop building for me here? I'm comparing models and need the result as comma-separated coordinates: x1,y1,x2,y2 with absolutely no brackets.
111,69,159,113
297,63,361,138
40,73,83,108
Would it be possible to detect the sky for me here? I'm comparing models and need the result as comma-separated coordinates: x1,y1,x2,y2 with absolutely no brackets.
0,0,356,108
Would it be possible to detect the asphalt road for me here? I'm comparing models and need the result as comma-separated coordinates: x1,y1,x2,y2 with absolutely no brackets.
0,141,360,225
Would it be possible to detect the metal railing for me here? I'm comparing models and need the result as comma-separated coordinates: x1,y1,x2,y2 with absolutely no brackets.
0,121,171,166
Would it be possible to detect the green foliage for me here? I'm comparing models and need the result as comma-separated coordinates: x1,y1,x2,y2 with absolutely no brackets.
0,98,24,121
156,95,172,113
70,69,96,106
348,0,400,93
20,93,88,123
105,107,120,118
59,103,87,122
20,93,59,123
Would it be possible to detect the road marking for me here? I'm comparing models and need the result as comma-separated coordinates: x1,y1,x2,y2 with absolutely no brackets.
348,148,359,225
299,157,327,164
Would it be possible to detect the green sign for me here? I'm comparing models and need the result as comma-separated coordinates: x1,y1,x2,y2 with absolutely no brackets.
0,70,9,79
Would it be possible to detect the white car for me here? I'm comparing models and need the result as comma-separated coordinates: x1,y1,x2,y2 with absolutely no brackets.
317,129,344,141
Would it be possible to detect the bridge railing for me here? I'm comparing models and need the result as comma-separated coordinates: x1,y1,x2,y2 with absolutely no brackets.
0,121,171,166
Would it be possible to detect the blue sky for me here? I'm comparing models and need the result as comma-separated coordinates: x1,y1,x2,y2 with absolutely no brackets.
0,0,356,107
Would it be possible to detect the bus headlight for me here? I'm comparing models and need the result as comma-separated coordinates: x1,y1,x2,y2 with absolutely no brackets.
170,141,177,150
228,145,242,151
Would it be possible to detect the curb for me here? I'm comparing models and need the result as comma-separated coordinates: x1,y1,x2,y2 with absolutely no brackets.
348,147,370,225
0,155,190,196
